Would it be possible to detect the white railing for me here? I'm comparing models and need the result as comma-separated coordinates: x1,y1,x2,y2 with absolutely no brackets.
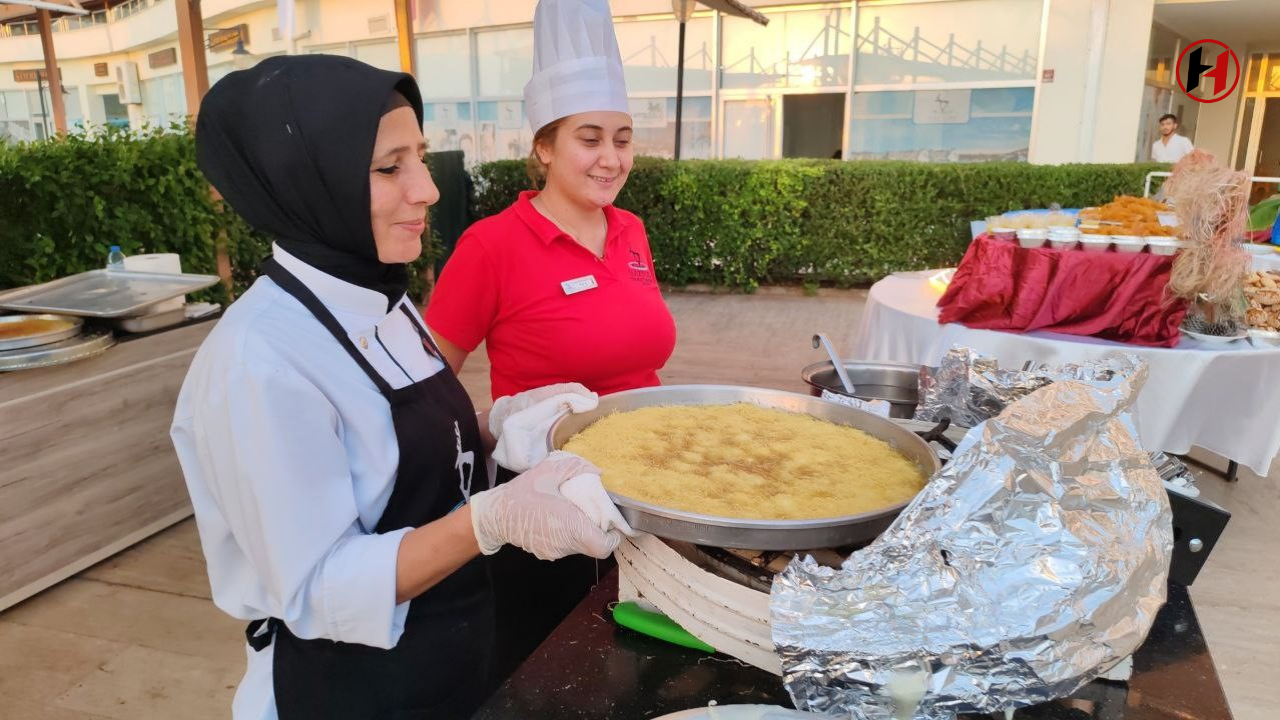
1143,171,1280,198
111,0,164,22
1,9,109,37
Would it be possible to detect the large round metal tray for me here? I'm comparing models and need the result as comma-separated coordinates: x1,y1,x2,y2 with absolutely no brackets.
547,385,941,550
0,330,115,372
0,313,83,351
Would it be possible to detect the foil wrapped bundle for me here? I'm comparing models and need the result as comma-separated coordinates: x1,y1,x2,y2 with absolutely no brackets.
772,355,1173,719
914,346,1133,427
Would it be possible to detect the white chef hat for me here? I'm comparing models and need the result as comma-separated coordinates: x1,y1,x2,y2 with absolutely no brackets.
523,0,630,134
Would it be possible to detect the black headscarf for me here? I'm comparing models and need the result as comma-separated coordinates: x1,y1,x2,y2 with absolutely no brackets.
196,55,425,308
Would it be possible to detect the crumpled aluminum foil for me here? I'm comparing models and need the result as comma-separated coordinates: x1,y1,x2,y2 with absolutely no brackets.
914,346,1133,427
771,354,1173,719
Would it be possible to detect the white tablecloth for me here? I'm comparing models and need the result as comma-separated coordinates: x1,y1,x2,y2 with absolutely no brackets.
851,271,1280,476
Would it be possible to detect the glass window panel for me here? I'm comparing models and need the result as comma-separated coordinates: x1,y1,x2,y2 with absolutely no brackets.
849,88,1033,162
1249,53,1265,92
309,45,354,58
1135,84,1173,162
1,90,30,120
416,34,472,98
475,100,532,164
163,74,186,121
209,63,236,87
854,0,1041,86
424,101,479,166
1145,25,1178,85
62,86,85,131
1235,98,1256,171
476,27,533,97
628,96,712,159
723,99,774,159
355,41,400,72
722,7,851,90
1267,60,1280,93
615,16,713,93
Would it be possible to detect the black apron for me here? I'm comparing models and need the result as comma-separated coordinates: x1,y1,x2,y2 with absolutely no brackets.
487,475,610,683
246,259,493,720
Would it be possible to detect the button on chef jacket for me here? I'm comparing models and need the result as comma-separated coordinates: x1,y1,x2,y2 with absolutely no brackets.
171,244,447,720
426,190,677,400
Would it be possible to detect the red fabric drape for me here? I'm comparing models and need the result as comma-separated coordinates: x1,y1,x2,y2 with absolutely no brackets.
936,235,1187,347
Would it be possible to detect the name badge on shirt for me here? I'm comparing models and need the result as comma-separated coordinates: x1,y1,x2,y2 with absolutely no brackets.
561,275,598,296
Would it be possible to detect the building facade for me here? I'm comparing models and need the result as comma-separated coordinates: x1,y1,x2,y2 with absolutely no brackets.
0,0,1272,170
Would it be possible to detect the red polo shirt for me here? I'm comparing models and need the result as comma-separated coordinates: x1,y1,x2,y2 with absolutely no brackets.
426,191,677,400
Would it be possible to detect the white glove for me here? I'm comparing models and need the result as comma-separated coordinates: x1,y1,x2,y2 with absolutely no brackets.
469,451,621,560
489,382,598,473
561,473,636,537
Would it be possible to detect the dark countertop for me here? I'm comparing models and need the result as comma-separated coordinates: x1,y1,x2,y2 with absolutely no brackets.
475,572,1232,720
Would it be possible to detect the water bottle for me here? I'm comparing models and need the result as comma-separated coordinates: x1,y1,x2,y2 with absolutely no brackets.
106,245,125,271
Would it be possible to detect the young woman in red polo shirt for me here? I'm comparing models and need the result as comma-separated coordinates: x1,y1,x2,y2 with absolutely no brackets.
424,0,676,684
425,114,675,395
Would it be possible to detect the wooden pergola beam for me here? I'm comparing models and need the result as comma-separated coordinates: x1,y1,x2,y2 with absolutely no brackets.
394,0,415,76
35,9,66,135
174,0,209,118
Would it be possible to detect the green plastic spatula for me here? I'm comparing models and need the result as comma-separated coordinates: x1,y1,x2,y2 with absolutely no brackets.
612,601,716,653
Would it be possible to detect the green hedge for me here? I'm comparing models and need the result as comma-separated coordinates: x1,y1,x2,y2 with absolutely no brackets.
0,125,252,302
2,129,1165,297
0,127,441,300
475,158,1167,289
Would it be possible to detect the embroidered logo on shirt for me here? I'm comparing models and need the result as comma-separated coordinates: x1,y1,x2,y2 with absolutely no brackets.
627,248,654,285
455,421,474,502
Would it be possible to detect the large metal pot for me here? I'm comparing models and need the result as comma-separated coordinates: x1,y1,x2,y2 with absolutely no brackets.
800,360,922,419
547,385,940,550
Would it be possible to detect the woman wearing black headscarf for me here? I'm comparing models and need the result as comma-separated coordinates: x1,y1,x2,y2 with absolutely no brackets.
171,55,628,720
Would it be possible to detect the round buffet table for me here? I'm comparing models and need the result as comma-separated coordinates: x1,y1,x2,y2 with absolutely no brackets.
851,271,1280,477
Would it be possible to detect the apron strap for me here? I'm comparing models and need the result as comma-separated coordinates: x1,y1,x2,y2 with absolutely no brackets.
264,258,395,398
246,617,280,652
396,303,445,362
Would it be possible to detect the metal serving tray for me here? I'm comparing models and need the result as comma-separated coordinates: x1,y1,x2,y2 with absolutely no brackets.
547,385,941,550
0,313,83,351
0,270,219,318
0,330,115,372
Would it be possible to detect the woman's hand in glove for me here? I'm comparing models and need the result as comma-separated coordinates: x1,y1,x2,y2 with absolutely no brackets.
487,383,599,472
469,451,621,560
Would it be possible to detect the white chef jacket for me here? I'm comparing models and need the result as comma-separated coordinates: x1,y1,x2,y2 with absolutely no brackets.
171,244,448,720
1151,134,1193,163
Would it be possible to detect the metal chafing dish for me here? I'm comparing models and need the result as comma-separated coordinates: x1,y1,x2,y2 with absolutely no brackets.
547,385,941,550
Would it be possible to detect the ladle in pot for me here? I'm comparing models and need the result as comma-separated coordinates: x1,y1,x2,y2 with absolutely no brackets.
812,333,855,395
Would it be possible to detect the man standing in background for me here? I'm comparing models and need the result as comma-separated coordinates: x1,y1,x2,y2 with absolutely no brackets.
1152,113,1194,163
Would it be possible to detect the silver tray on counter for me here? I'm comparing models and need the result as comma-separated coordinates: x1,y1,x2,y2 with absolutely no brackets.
547,385,941,550
0,270,219,318
0,330,115,372
0,313,83,351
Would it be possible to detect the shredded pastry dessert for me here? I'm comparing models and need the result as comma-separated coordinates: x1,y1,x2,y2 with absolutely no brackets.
563,403,925,520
